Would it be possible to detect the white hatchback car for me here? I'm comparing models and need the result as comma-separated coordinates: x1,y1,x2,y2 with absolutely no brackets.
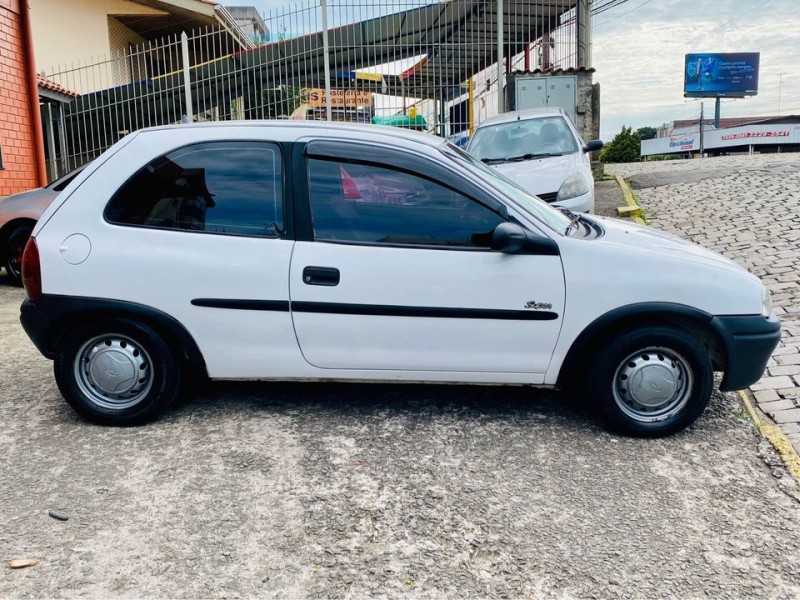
20,121,779,436
467,108,602,213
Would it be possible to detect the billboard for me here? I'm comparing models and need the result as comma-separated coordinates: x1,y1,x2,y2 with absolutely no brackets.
684,53,760,98
640,124,800,156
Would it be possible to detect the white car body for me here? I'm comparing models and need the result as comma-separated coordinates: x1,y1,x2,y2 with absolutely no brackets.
467,108,598,213
20,121,779,433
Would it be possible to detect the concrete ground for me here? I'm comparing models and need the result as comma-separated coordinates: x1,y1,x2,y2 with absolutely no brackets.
2,267,800,597
592,178,624,218
607,153,800,455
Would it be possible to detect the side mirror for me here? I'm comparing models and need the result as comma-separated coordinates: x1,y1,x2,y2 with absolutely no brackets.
491,222,527,253
491,222,560,256
583,139,604,153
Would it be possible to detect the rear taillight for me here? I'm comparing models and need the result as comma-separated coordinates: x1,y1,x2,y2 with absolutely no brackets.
22,237,42,301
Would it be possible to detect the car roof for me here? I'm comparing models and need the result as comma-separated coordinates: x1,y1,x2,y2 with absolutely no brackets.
475,107,567,129
138,120,447,149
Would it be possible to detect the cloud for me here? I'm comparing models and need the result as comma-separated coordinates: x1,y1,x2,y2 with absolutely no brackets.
593,0,800,139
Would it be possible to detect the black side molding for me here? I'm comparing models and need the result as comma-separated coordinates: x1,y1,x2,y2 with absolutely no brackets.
191,299,290,311
191,298,558,320
291,301,558,320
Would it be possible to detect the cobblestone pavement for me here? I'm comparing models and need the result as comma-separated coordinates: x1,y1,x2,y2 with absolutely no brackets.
607,154,800,454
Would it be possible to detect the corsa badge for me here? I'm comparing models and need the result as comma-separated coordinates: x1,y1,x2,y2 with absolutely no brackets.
525,301,552,310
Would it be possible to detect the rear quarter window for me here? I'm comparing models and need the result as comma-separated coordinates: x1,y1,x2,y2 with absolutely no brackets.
105,141,284,237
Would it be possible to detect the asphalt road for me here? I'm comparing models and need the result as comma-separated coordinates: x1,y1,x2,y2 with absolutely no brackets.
2,270,800,598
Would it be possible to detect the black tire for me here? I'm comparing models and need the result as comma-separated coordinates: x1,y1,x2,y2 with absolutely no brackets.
587,326,713,437
3,224,33,286
54,318,182,425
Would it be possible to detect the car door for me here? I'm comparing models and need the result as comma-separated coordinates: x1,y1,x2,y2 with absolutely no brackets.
288,140,566,380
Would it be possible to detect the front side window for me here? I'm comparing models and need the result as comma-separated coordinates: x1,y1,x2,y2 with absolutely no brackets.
308,158,504,248
469,116,579,164
106,142,283,237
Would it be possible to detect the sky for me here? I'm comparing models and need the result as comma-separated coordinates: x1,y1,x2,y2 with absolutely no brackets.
221,0,800,140
590,0,800,139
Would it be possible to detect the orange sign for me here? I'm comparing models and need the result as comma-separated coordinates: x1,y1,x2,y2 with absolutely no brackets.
305,88,373,108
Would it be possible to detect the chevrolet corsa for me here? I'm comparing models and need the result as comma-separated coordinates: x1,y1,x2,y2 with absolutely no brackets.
19,122,780,436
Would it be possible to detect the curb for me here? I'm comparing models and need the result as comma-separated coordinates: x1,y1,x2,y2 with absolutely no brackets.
613,174,647,225
738,390,800,484
613,172,800,484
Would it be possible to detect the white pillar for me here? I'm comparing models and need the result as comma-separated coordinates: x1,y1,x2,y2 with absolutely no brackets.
321,0,333,122
496,0,504,114
180,32,194,121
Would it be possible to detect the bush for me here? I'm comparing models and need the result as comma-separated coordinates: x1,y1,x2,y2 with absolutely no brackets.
599,126,641,163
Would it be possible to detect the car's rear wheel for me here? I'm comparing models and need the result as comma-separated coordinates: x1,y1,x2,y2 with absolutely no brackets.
54,319,181,425
3,224,33,286
588,326,713,437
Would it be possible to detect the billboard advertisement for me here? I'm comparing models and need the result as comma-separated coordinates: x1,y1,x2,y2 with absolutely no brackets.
684,53,760,98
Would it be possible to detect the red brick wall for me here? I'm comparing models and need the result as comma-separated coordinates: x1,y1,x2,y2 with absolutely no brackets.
0,0,38,198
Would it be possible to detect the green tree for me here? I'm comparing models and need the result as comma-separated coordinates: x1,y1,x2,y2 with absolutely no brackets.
600,126,640,163
637,126,657,140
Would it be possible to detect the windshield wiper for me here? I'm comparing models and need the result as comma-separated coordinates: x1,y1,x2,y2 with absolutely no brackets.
509,152,566,161
481,152,565,164
558,207,582,235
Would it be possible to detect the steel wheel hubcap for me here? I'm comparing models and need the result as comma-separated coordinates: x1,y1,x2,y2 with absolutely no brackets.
74,335,152,410
613,347,693,422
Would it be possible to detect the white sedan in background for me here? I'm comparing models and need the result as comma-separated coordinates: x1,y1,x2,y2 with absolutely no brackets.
467,108,603,213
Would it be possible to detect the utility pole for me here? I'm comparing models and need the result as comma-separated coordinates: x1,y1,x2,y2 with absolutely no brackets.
699,101,704,158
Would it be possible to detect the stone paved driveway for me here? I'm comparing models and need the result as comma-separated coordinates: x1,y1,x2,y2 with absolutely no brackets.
607,154,800,453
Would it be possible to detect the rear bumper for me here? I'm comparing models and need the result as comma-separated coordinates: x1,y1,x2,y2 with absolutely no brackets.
712,314,781,391
20,298,51,357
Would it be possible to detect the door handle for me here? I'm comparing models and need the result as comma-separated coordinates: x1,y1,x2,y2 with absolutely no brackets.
303,266,340,286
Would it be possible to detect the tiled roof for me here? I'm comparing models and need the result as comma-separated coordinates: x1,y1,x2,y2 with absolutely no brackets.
37,75,79,98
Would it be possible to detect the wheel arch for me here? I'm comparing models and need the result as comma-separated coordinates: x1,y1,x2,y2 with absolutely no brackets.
0,217,37,261
557,302,726,389
30,296,208,380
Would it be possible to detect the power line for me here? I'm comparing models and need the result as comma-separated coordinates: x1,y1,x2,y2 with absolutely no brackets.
594,0,655,28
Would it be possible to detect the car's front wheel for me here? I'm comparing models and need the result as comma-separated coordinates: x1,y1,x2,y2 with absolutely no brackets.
3,224,33,286
588,326,713,437
54,319,181,425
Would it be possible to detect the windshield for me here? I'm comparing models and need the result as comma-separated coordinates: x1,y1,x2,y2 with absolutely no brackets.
441,143,572,234
469,115,579,163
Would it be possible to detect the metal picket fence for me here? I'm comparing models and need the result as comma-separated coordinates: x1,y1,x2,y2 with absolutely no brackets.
42,0,584,179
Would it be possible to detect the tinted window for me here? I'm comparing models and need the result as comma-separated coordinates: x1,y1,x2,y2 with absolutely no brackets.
308,158,504,247
106,142,283,237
